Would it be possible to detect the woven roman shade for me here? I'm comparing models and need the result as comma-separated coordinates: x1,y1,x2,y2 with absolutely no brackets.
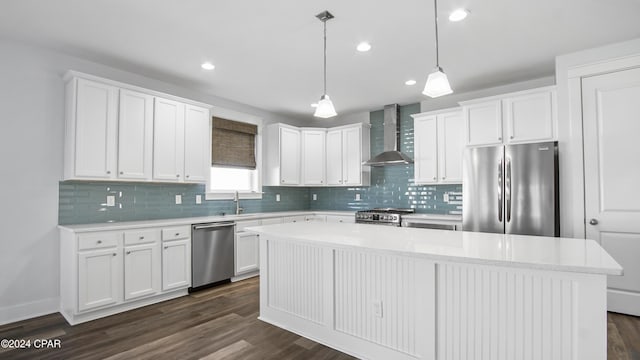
211,117,258,169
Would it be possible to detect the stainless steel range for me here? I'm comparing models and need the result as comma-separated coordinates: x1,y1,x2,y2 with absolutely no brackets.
355,208,415,226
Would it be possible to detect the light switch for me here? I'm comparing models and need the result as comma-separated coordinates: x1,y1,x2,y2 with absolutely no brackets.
355,193,361,201
372,300,383,318
313,194,317,201
276,194,281,202
106,195,115,207
443,193,450,203
175,194,182,205
196,195,202,204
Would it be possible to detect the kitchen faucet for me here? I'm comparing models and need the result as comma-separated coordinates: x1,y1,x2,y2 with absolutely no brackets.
234,191,244,215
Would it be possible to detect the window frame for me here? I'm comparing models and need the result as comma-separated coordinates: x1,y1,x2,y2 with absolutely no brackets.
205,108,263,201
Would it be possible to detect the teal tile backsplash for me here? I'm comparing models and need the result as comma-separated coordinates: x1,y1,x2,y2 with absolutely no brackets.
58,103,461,225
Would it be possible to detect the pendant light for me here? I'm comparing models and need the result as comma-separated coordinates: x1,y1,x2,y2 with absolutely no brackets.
314,11,337,118
423,0,453,98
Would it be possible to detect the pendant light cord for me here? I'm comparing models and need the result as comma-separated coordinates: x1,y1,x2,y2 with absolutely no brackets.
323,19,327,95
434,0,440,68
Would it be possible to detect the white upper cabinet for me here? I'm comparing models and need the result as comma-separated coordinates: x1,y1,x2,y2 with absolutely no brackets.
326,124,370,186
280,126,301,185
63,71,211,183
412,109,464,184
503,89,556,144
326,129,343,185
342,126,365,186
302,129,326,185
65,78,118,179
460,86,557,147
118,89,153,180
153,97,186,181
183,105,211,183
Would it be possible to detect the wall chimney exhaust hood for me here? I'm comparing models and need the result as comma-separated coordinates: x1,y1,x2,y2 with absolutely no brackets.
363,104,414,167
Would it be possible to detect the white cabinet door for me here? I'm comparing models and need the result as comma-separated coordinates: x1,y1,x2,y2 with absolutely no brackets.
463,100,503,146
302,130,326,185
78,248,121,312
325,215,355,223
282,215,306,223
504,90,555,143
326,130,343,185
153,97,185,181
183,105,210,183
304,215,327,222
162,239,191,291
342,126,362,186
414,115,439,184
582,67,640,315
279,126,301,185
437,111,464,183
124,242,161,301
73,78,118,179
236,232,259,274
117,89,153,180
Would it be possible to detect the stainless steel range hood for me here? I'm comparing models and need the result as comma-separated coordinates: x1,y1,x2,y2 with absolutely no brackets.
363,104,414,166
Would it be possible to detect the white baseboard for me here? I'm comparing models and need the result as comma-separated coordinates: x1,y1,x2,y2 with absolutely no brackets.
608,289,640,316
0,297,59,326
231,271,258,282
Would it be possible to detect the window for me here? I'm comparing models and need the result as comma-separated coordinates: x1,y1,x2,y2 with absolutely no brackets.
206,110,263,200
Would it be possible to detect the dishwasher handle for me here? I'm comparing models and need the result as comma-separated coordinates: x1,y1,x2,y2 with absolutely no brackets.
193,222,235,230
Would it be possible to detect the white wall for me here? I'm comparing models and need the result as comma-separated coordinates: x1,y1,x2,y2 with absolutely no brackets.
0,38,303,325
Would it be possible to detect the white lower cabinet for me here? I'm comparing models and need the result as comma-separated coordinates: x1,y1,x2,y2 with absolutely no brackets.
60,225,191,325
325,215,355,223
236,232,259,274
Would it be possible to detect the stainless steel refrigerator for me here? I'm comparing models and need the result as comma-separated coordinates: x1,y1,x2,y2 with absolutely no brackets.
462,141,559,236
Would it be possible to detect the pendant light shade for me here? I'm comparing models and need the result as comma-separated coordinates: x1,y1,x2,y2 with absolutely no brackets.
423,66,453,97
314,11,337,118
314,94,337,118
423,0,453,98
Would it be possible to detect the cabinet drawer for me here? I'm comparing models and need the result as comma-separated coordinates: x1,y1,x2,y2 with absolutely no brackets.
162,227,190,241
261,218,283,225
78,232,120,250
236,220,261,232
124,229,159,245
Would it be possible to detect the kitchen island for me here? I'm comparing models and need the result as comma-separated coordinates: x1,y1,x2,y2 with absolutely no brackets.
247,222,622,360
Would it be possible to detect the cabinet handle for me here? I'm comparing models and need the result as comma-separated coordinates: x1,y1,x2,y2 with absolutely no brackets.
97,240,102,244
281,180,285,183
338,180,343,183
442,177,446,180
176,174,180,178
106,170,111,174
175,233,180,236
112,253,116,257
320,180,323,183
126,251,131,255
120,171,124,175
432,177,436,180
164,246,168,249
498,136,502,141
139,236,144,240
186,175,190,178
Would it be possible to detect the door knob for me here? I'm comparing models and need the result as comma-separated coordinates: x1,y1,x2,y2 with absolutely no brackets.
589,218,599,225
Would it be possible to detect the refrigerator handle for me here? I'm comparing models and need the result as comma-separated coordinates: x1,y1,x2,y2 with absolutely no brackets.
497,159,503,222
506,157,512,223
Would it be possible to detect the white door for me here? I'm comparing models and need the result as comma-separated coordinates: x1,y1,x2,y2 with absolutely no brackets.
302,130,326,185
279,126,301,185
236,232,259,274
342,127,362,185
438,111,464,183
162,239,191,291
118,89,153,180
183,105,210,183
414,115,438,184
504,90,555,144
78,249,121,312
124,243,161,300
74,78,118,179
464,100,503,146
582,67,640,316
326,130,343,185
153,97,185,181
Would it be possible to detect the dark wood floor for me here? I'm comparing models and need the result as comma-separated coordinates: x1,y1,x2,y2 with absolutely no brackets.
1,277,638,360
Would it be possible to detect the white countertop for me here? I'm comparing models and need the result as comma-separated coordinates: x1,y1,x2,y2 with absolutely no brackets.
246,222,623,276
58,211,354,233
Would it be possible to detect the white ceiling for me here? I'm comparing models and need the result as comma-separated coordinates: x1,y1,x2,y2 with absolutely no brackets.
2,0,640,121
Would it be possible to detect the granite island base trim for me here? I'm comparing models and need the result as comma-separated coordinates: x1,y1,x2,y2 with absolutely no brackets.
251,223,619,360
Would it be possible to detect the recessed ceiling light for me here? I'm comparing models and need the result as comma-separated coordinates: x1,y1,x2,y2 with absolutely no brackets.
201,62,215,70
311,103,318,108
405,79,417,86
449,8,468,22
356,42,372,52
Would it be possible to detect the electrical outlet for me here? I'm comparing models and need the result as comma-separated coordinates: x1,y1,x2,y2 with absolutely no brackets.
313,194,317,201
355,193,361,201
443,193,450,203
106,195,115,207
276,194,281,202
175,194,182,205
372,300,383,318
196,195,202,204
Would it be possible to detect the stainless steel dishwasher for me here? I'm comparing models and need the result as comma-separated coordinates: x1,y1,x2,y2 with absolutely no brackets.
191,222,235,291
